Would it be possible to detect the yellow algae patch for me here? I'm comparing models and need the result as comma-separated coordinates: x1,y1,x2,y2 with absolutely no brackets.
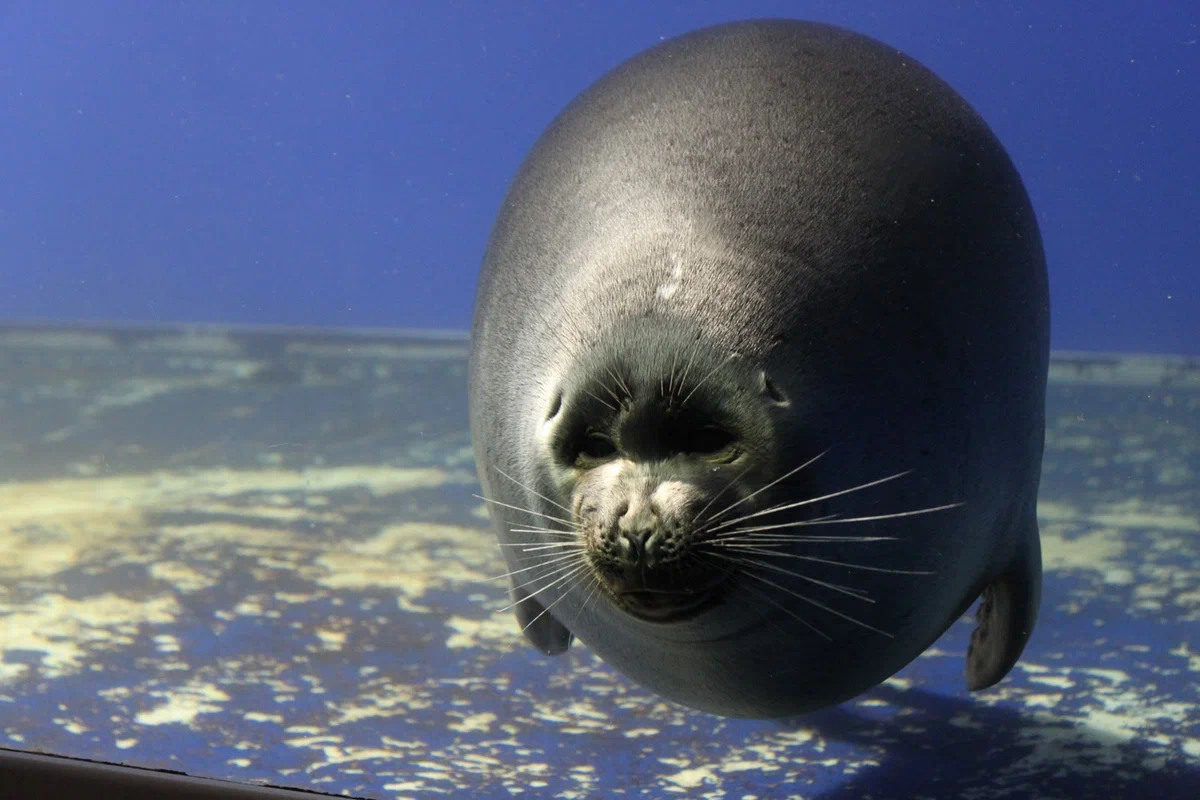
0,593,180,681
443,614,520,650
0,462,493,684
54,718,88,734
1169,642,1200,673
0,465,466,581
148,561,219,592
623,727,659,738
135,680,231,726
326,680,436,726
290,740,417,772
188,500,347,524
1040,525,1126,573
152,634,181,653
314,629,346,650
662,764,717,789
1087,497,1200,533
971,657,1198,775
447,711,496,733
311,521,500,598
1036,497,1198,578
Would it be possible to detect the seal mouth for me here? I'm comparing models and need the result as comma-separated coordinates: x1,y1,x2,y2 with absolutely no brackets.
616,578,728,623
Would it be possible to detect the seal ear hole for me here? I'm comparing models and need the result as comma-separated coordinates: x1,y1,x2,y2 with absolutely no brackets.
759,373,790,406
546,391,563,421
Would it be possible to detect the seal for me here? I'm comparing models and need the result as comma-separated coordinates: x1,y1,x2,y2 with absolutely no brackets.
468,19,1049,719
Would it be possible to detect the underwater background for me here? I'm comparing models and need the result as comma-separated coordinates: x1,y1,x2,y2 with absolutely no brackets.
1,0,1196,354
0,1,1196,798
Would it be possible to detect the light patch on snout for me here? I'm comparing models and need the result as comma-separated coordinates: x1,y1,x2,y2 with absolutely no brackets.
650,479,704,519
593,460,626,482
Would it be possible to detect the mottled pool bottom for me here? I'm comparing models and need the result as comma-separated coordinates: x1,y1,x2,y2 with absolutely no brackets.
0,322,1196,799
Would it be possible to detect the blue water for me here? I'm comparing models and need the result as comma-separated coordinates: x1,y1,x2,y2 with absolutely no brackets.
0,0,1195,354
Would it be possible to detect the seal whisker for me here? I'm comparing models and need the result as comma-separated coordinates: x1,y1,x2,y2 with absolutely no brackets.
707,502,964,541
706,544,935,576
508,527,579,539
520,568,590,633
570,570,605,626
582,388,618,412
705,551,876,602
680,357,731,408
706,512,844,539
596,375,624,407
737,581,831,640
673,338,703,405
508,524,577,531
740,503,964,533
688,550,743,584
738,569,895,638
690,465,756,525
603,364,633,406
505,564,587,602
705,470,913,534
501,559,591,614
665,349,680,400
489,551,583,582
473,494,581,530
491,466,581,518
504,542,586,552
710,534,899,545
695,450,829,532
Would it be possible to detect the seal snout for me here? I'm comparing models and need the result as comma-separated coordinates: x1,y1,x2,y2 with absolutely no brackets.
580,478,727,623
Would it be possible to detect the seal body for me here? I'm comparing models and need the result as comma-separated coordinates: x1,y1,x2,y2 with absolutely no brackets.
468,19,1049,719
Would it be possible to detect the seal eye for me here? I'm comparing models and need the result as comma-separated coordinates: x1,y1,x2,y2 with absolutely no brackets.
690,425,735,456
576,431,617,464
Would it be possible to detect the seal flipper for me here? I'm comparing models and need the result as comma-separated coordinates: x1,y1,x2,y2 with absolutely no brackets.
965,514,1042,691
509,578,573,655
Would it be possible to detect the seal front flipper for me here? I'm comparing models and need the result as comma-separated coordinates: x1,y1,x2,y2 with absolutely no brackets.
965,514,1043,691
509,577,573,655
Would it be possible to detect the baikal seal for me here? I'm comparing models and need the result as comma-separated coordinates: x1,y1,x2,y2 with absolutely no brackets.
468,19,1050,719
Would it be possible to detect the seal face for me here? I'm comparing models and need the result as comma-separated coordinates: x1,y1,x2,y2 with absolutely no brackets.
547,324,787,626
469,19,1049,719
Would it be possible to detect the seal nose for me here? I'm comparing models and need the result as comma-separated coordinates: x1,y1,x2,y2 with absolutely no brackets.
618,500,663,568
620,527,663,568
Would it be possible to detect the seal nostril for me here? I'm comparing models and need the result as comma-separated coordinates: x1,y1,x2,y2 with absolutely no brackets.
620,528,653,566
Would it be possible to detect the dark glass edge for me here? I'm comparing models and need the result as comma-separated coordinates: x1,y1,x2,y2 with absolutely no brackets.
0,746,365,799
